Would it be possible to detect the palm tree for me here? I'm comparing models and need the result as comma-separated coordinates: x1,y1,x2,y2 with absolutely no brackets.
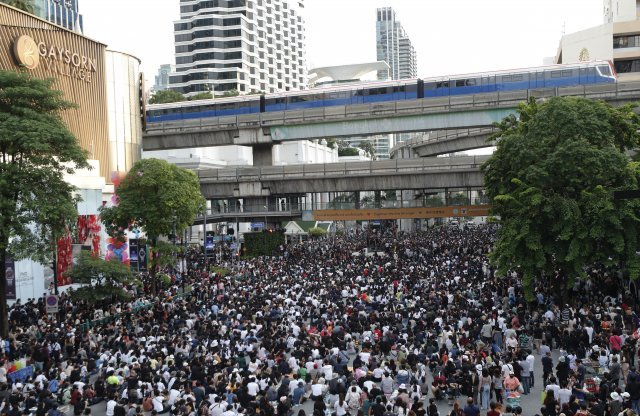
2,0,34,14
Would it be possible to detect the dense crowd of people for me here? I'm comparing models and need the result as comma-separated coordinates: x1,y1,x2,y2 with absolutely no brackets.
0,224,638,416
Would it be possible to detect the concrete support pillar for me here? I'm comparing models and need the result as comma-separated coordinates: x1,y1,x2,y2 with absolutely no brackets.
400,190,414,232
253,144,273,166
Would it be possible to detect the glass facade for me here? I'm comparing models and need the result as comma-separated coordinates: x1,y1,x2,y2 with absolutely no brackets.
170,0,307,97
33,0,83,32
375,7,416,81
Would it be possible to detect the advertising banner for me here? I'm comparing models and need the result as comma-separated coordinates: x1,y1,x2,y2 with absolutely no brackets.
129,239,139,271
5,258,15,300
138,241,147,272
205,231,215,251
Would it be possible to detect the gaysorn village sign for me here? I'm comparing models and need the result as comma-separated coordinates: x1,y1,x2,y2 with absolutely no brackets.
13,35,97,83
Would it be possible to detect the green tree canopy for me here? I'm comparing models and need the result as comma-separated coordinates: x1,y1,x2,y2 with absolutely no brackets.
308,227,327,238
221,89,239,97
482,97,640,301
1,0,34,13
358,141,378,160
66,252,139,303
100,159,205,290
338,147,360,157
149,89,185,104
0,70,89,335
188,92,213,101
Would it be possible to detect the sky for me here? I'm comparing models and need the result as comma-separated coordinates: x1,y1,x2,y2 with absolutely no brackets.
80,0,605,84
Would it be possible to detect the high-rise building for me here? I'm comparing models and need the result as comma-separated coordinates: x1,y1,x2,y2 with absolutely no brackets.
169,0,307,97
153,64,173,92
33,0,83,33
554,0,640,81
376,7,417,80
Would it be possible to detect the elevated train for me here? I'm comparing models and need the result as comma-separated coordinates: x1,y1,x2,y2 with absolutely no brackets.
146,61,617,125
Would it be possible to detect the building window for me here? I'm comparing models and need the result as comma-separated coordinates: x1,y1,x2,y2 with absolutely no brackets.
614,35,640,48
615,59,640,73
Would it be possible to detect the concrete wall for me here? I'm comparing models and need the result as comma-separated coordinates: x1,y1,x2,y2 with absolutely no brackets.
559,23,613,63
274,140,338,165
606,0,638,23
143,145,254,167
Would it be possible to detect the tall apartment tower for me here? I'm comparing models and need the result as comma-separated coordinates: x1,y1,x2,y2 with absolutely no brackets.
33,0,83,33
153,64,173,92
170,0,307,97
376,7,417,80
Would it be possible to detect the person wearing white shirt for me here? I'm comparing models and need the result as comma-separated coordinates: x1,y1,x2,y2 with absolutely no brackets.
321,363,333,380
247,378,260,397
546,378,561,401
526,353,535,388
106,398,117,416
167,389,180,406
557,385,572,407
209,399,226,416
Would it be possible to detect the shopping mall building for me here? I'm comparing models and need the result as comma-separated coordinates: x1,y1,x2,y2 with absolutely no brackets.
0,3,144,301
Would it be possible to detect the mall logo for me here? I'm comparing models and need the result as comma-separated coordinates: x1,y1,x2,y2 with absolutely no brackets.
13,35,39,70
12,35,97,83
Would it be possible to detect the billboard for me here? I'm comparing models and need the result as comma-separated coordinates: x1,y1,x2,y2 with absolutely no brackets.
4,258,15,300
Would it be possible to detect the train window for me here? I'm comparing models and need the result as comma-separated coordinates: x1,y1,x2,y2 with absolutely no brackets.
289,96,307,103
424,82,437,90
562,70,573,77
436,81,449,88
393,86,406,93
326,91,349,100
550,71,562,78
454,78,477,87
512,74,524,82
598,64,612,76
312,94,324,101
406,84,417,93
368,87,389,95
217,103,235,111
502,75,512,82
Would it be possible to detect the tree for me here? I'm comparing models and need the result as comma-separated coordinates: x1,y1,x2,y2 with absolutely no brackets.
188,92,213,101
65,252,139,303
448,192,470,206
0,70,89,336
424,195,445,207
482,97,640,301
149,89,185,104
338,147,360,157
1,0,34,13
99,159,205,293
153,240,183,270
308,227,327,238
358,141,378,160
221,89,240,97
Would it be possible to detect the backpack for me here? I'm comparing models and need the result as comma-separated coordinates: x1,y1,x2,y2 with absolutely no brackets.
57,387,70,405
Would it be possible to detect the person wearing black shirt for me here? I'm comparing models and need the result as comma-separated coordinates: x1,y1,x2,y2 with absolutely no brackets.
427,398,438,416
370,397,386,416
